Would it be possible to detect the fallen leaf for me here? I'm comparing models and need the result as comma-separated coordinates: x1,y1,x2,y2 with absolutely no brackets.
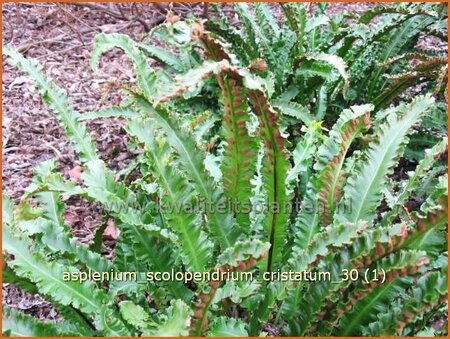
103,218,120,240
68,165,83,183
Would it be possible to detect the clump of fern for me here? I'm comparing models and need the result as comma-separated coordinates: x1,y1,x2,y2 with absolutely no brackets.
204,2,448,163
2,10,447,338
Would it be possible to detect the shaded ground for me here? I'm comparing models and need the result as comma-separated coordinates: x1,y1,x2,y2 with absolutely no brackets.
2,1,196,319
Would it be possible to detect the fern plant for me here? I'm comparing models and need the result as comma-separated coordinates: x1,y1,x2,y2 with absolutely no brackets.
2,14,447,337
206,2,447,110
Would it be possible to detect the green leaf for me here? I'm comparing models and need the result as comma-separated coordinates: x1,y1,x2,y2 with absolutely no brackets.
272,100,314,125
2,307,78,336
91,33,158,100
286,121,322,190
119,300,150,330
336,94,435,224
306,52,350,94
2,228,130,336
382,137,448,226
207,317,248,337
219,75,257,230
248,90,291,272
138,42,187,72
3,46,98,163
131,94,238,249
127,118,213,272
143,300,192,337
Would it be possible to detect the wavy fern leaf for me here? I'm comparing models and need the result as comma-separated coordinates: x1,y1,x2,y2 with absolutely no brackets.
192,240,270,336
143,300,192,337
3,46,98,163
127,118,213,272
286,121,323,191
131,94,238,249
248,90,290,272
80,159,191,300
335,94,435,224
2,307,78,337
337,250,430,336
119,300,151,332
306,53,350,94
218,75,257,230
2,227,130,336
91,33,158,100
196,32,259,231
292,105,372,252
382,138,447,225
316,105,372,225
264,222,368,324
364,268,447,336
402,175,448,255
207,317,248,337
138,42,187,73
284,221,415,334
280,3,307,55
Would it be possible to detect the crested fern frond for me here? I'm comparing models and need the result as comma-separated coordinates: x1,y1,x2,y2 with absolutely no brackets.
273,100,314,125
91,33,158,101
286,121,322,191
258,221,368,325
382,138,447,225
143,300,192,336
315,105,372,225
2,307,79,337
335,94,435,224
207,317,248,337
2,227,130,336
196,33,259,231
191,240,269,336
364,268,447,336
218,75,257,230
131,94,239,249
3,46,98,163
247,90,291,272
336,250,430,336
138,42,188,73
280,2,307,55
127,118,213,272
291,104,372,251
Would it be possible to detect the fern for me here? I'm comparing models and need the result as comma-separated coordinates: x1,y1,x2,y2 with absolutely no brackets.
335,94,435,224
2,6,447,336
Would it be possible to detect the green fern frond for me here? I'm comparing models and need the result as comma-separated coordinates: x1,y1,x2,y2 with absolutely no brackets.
336,250,430,336
382,138,447,225
144,300,192,336
131,95,239,249
3,46,98,163
128,118,213,272
2,227,130,336
364,267,447,336
335,94,435,224
91,33,158,101
2,307,78,337
207,317,248,337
